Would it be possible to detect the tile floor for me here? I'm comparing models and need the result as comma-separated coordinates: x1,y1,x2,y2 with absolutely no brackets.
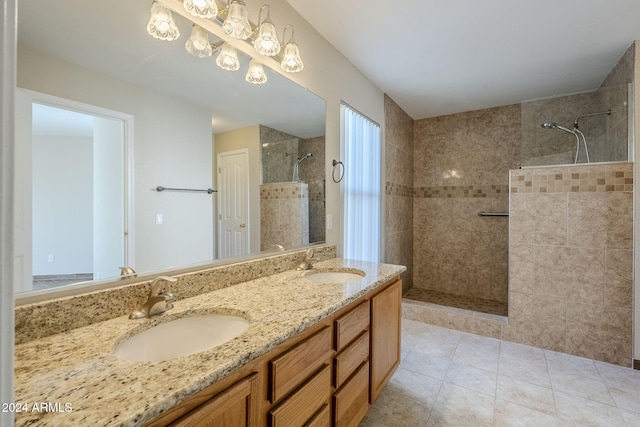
360,319,640,427
32,274,93,291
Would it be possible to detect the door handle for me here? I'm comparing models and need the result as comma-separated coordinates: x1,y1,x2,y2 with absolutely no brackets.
240,224,246,228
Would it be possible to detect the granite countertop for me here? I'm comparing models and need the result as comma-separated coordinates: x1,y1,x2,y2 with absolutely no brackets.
14,258,405,427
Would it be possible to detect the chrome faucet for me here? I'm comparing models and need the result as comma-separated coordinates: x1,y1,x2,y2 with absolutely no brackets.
296,248,319,271
129,276,177,319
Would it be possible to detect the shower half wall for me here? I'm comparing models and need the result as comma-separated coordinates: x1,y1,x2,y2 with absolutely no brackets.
408,104,522,316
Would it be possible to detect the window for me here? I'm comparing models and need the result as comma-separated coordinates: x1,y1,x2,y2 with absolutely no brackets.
341,103,382,262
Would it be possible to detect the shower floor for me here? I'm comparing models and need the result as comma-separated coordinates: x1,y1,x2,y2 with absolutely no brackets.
403,287,508,317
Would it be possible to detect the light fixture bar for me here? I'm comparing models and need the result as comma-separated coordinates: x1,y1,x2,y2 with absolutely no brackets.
157,0,293,68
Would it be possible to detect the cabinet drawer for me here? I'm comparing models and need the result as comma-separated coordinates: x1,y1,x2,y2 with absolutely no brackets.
269,326,332,404
334,330,369,389
333,361,370,427
334,301,369,351
269,364,331,427
305,403,331,427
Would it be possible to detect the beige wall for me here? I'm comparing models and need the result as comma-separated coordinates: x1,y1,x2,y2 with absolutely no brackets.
412,104,521,303
260,182,309,250
507,164,633,366
384,95,414,291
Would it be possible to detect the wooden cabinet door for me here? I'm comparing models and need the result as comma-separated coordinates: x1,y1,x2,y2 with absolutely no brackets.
171,373,259,427
369,280,402,403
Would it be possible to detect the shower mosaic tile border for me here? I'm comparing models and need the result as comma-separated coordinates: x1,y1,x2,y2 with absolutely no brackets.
414,184,509,199
385,182,413,197
511,163,633,193
260,182,308,199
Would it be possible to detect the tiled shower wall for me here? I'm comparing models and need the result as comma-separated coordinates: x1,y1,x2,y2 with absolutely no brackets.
412,105,521,303
521,84,629,166
260,182,309,250
299,136,326,243
507,163,633,365
260,125,298,184
384,95,414,291
521,43,634,167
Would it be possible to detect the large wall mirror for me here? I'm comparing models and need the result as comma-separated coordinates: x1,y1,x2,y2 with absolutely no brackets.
15,0,326,296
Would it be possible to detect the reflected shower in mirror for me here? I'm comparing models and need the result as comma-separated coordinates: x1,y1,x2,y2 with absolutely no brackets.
260,126,325,250
16,0,326,296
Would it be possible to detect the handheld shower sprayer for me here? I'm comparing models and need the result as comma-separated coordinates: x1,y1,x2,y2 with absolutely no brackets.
541,108,609,164
540,122,587,163
541,122,574,134
292,153,313,182
297,153,313,164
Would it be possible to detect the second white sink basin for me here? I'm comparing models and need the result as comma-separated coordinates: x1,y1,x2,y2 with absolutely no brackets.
305,271,365,284
114,314,250,362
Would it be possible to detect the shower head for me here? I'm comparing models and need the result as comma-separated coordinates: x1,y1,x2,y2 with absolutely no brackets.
297,153,313,164
540,122,575,134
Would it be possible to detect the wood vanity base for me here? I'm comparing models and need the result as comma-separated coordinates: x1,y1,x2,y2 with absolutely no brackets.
146,277,402,427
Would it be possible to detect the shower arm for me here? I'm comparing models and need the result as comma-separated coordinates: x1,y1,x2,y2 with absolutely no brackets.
573,109,611,129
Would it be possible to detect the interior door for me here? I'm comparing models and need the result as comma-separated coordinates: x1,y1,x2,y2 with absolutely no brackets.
14,89,33,293
217,149,249,258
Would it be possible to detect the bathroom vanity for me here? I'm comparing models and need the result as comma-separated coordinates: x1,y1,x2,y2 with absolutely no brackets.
148,276,401,427
13,256,405,427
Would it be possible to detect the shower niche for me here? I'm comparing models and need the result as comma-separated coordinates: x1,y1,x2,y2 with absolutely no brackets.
520,82,631,166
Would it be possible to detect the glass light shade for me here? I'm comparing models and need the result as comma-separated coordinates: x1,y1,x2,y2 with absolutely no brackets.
216,43,240,71
245,59,267,84
183,0,218,18
253,19,280,56
147,2,180,41
185,25,213,58
280,42,304,73
222,0,251,40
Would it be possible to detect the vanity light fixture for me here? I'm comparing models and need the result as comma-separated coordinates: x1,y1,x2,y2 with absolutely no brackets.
253,5,280,56
147,1,180,41
216,42,240,71
183,0,218,18
280,25,303,73
222,0,252,40
185,24,213,57
245,59,267,84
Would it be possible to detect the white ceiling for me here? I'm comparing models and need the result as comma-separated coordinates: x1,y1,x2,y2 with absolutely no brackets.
286,0,640,119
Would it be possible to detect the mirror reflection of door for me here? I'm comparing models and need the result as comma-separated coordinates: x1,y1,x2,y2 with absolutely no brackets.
217,149,249,259
15,90,130,291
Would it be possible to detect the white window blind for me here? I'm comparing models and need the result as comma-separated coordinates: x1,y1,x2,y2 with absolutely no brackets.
341,103,382,262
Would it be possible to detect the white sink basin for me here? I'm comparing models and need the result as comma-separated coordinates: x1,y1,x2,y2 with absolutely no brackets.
305,271,365,284
114,314,250,362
